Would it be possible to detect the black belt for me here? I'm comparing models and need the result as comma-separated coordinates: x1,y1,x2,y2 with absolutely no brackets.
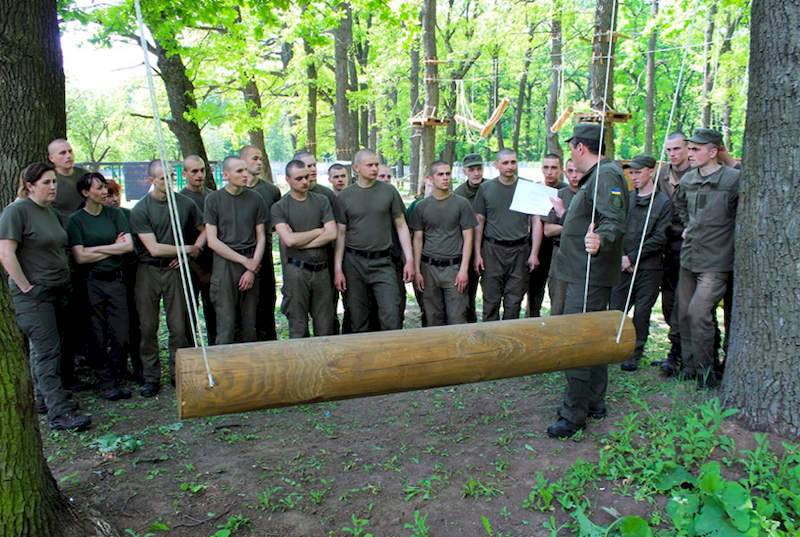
346,246,392,259
421,254,462,267
89,269,122,282
484,235,529,248
233,246,255,257
287,257,328,272
142,258,175,268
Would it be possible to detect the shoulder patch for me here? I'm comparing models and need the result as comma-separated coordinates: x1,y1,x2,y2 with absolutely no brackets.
609,188,623,209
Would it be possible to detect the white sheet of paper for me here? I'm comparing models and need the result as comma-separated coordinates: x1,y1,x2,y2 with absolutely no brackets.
509,179,559,216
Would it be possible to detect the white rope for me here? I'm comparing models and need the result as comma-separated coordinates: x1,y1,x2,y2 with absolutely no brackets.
583,6,618,313
133,0,214,388
455,79,481,145
615,14,696,344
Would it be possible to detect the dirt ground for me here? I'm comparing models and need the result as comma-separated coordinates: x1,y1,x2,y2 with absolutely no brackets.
42,291,776,537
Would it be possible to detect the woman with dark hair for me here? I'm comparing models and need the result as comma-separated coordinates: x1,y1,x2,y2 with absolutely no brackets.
67,172,134,401
0,163,91,431
104,179,143,384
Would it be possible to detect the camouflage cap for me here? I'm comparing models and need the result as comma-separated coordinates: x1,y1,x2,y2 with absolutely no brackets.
687,128,723,146
566,123,602,143
623,154,657,169
462,153,483,167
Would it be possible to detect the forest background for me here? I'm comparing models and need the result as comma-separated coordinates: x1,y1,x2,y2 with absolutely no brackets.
62,0,750,192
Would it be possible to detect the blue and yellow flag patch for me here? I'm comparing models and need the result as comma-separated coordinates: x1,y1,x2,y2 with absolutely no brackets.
609,188,623,209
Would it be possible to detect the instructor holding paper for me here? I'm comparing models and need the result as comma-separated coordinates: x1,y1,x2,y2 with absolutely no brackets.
473,149,542,321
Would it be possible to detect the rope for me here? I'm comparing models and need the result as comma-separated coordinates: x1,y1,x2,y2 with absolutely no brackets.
615,14,696,344
133,0,214,388
583,0,618,313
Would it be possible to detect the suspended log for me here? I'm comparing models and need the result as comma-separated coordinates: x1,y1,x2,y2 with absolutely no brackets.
454,97,510,138
176,311,635,419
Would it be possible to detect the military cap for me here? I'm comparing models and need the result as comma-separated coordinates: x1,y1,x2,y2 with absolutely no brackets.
687,128,723,146
623,154,657,169
462,153,483,167
566,123,602,143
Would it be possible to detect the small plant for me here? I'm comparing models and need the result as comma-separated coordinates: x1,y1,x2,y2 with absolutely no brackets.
404,475,442,501
91,433,142,454
179,481,207,495
210,514,251,537
341,514,372,537
462,475,504,501
404,510,429,537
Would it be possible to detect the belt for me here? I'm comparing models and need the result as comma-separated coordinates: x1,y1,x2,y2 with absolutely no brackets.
421,254,462,267
89,269,122,282
142,258,175,268
484,235,529,248
233,246,256,257
345,246,392,259
287,257,328,272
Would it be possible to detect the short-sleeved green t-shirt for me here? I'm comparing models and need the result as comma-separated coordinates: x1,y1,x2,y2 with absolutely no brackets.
310,183,336,208
205,188,267,252
67,206,130,273
473,178,530,241
334,180,405,251
453,180,483,207
130,192,202,263
409,194,477,258
0,198,70,290
248,180,282,228
52,166,89,223
271,192,334,262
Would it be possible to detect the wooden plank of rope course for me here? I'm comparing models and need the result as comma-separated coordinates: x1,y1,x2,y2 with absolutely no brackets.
176,310,635,419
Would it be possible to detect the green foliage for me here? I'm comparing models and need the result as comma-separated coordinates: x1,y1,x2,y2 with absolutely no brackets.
341,514,373,537
91,432,142,454
404,510,430,537
210,514,251,537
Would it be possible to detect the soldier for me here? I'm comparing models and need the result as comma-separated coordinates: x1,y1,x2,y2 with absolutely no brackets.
334,149,413,332
544,159,581,316
609,155,673,372
377,165,393,184
205,156,267,344
130,160,205,397
547,123,628,438
454,153,485,322
527,154,566,318
179,155,216,345
410,161,477,326
240,145,281,341
328,163,349,193
294,150,337,207
272,161,337,338
48,138,90,224
473,149,540,321
674,128,740,388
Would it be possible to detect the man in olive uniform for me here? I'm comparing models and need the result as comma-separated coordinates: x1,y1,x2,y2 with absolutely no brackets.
206,156,267,344
674,129,740,388
454,153,485,322
609,155,673,372
473,149,540,321
547,124,629,438
329,163,349,193
527,154,565,318
334,149,414,332
294,150,337,207
240,145,281,341
48,138,90,224
544,159,581,316
410,161,477,326
130,160,205,397
179,154,216,345
272,160,337,338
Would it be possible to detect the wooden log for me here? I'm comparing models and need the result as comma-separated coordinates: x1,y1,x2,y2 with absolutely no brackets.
176,311,635,419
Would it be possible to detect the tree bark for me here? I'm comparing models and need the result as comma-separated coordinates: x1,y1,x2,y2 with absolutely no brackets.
303,39,318,156
333,2,354,161
514,23,536,155
701,0,718,128
242,78,274,183
720,0,800,438
545,5,563,158
409,43,421,194
492,51,504,150
420,0,438,182
591,0,617,158
644,0,658,154
0,2,119,535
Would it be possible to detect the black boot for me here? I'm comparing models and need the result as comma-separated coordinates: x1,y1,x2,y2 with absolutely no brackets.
659,345,682,376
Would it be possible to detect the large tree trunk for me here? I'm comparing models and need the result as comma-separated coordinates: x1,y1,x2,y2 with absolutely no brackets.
409,44,421,194
545,5,563,157
420,0,438,182
333,2,354,161
701,0,718,128
513,23,536,154
720,0,800,438
591,0,617,158
242,78,274,183
0,2,119,535
492,51,505,150
644,0,658,154
303,39,318,155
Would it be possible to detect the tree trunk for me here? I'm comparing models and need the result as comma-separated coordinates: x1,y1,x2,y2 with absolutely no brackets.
545,5,563,157
644,0,658,154
333,2,353,161
153,37,213,189
420,0,438,182
701,0,718,128
303,39,318,156
0,2,119,535
591,0,617,158
720,0,800,438
513,23,536,154
492,52,505,150
242,78,274,183
409,43,421,194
